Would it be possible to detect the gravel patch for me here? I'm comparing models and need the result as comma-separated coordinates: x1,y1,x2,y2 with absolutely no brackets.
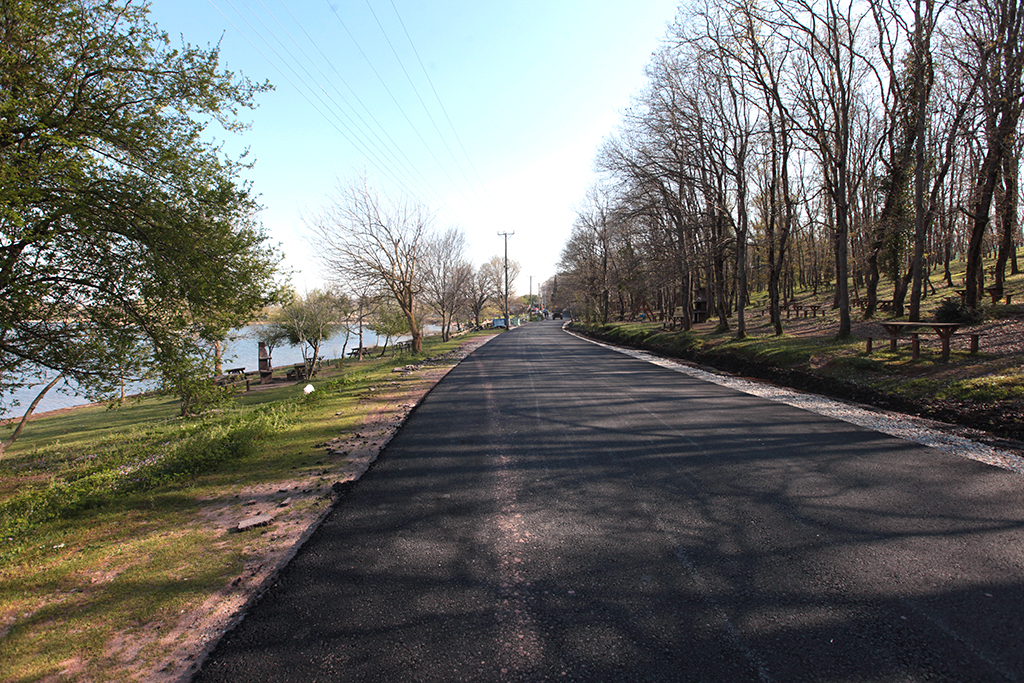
573,331,1024,475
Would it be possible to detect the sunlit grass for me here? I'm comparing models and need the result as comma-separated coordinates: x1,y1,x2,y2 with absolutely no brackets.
0,331,484,681
935,366,1024,401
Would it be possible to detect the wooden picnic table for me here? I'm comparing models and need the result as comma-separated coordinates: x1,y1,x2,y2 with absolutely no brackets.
986,286,1013,305
783,302,823,319
286,362,307,381
868,321,965,361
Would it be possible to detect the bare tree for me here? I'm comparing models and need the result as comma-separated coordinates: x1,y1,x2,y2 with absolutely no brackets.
309,177,430,353
680,4,760,336
780,0,874,337
344,282,378,361
479,255,520,314
556,0,1019,335
466,266,493,328
423,227,472,341
957,0,1024,308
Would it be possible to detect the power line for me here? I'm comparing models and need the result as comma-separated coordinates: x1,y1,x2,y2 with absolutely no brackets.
363,0,483,203
205,0,492,224
386,0,494,203
325,2,473,206
268,0,450,205
210,0,442,201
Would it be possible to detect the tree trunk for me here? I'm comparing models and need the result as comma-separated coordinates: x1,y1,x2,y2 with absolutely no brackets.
411,328,422,354
967,141,1004,308
993,146,1019,300
214,340,223,376
0,373,64,457
735,174,749,339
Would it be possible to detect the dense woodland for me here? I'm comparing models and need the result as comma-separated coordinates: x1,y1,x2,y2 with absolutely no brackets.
554,0,1024,336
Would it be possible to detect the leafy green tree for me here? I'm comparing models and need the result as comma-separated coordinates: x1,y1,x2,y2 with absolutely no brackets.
369,300,412,356
251,320,291,369
271,290,351,377
0,1,278,439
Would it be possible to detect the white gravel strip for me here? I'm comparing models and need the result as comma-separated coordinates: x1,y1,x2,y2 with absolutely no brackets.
570,330,1024,475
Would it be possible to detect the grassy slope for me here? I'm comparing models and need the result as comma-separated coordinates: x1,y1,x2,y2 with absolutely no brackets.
0,333,480,682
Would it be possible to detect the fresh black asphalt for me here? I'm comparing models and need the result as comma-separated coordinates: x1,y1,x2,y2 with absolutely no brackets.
194,320,1024,682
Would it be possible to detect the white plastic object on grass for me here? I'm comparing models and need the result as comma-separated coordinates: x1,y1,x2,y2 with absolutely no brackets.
303,384,315,394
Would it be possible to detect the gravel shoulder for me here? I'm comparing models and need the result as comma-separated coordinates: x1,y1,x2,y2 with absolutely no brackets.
572,330,1024,474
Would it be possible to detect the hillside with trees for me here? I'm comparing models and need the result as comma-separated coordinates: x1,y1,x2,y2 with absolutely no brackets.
555,0,1023,334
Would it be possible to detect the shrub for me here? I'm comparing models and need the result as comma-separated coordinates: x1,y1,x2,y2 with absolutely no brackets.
934,298,984,324
0,405,293,540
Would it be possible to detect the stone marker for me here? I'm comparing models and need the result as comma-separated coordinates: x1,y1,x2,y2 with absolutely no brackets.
237,514,275,532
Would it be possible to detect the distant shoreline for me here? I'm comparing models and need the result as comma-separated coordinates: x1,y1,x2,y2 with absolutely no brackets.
0,399,106,426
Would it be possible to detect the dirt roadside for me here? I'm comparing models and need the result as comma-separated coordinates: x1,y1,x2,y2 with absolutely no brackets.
105,334,498,683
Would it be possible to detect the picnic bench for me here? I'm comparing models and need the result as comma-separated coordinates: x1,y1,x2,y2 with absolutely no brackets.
285,362,307,381
215,367,253,390
783,302,824,318
985,287,1014,305
864,321,984,361
667,312,688,330
788,303,824,318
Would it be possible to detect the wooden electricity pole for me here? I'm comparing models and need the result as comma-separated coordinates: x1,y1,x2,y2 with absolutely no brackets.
498,231,514,328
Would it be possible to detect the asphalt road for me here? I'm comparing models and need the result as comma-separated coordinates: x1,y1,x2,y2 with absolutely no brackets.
194,320,1024,682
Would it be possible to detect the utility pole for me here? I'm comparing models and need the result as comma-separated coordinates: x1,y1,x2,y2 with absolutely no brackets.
497,231,514,329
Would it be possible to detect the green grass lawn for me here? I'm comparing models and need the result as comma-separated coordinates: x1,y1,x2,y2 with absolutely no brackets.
0,332,485,682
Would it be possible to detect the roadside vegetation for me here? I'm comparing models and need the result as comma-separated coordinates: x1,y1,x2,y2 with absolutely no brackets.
0,333,481,682
569,252,1024,443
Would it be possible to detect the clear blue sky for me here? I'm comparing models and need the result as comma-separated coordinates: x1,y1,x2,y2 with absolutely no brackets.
148,0,679,296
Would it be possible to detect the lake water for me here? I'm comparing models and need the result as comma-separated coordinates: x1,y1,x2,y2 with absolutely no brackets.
0,324,417,420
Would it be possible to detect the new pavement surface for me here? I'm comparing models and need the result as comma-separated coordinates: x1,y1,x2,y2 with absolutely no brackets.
194,320,1024,682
